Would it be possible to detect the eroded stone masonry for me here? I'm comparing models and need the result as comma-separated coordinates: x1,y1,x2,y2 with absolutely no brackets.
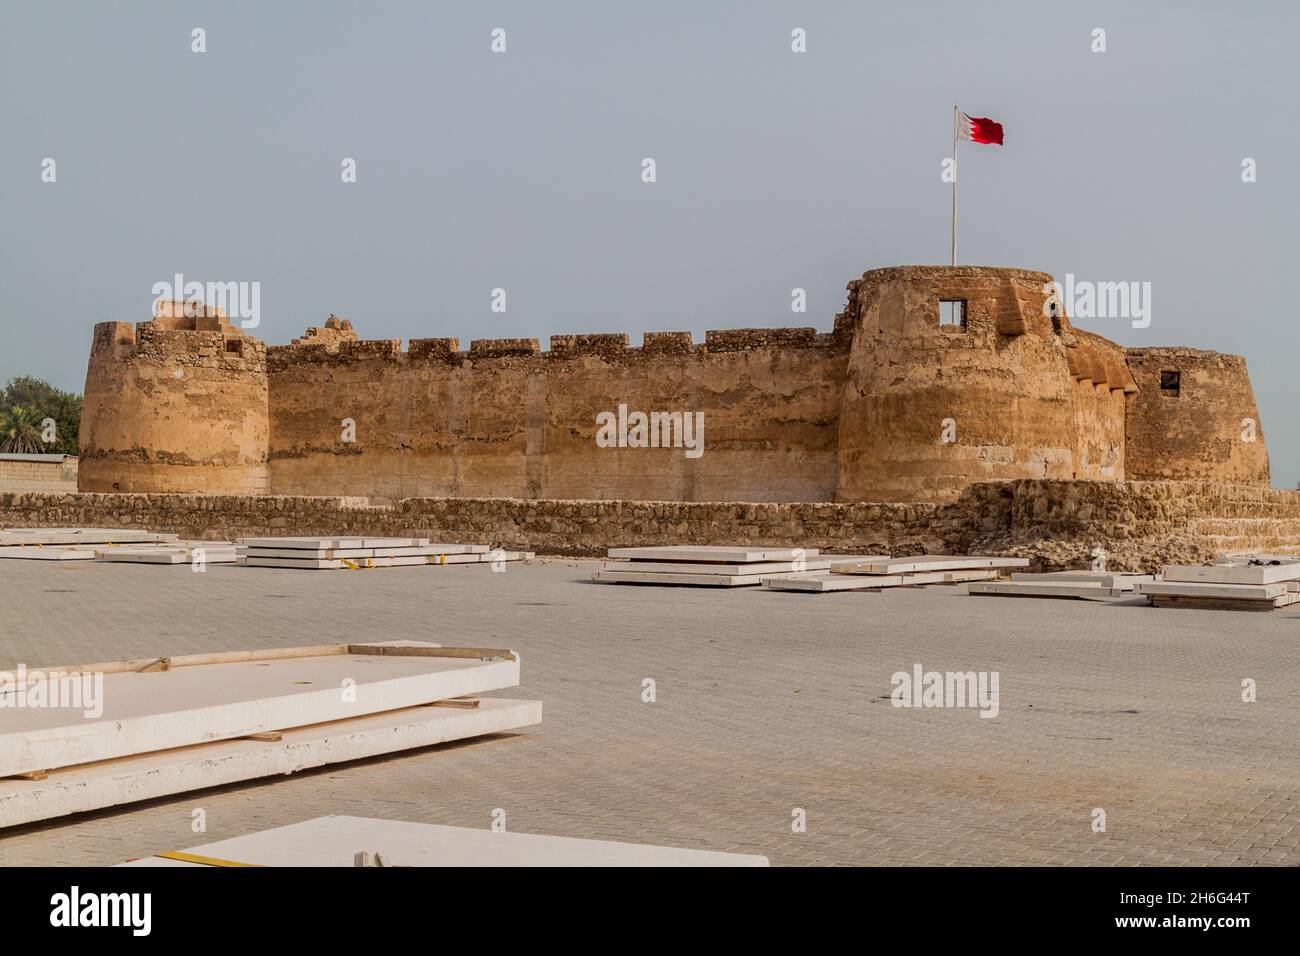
78,266,1271,504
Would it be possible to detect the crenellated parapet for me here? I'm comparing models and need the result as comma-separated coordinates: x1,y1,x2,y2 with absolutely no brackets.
263,323,848,374
408,337,461,362
548,333,630,358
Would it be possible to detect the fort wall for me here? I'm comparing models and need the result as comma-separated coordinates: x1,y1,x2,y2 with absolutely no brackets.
1067,330,1130,482
77,268,1273,503
266,329,847,504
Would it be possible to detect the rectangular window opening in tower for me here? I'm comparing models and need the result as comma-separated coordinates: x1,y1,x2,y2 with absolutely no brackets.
939,300,967,331
1159,370,1180,396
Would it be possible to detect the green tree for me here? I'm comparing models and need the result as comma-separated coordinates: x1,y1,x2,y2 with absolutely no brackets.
0,405,44,454
0,377,82,455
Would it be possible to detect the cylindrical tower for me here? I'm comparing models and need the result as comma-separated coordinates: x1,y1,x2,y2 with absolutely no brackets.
1123,347,1269,483
834,266,1080,502
78,302,269,494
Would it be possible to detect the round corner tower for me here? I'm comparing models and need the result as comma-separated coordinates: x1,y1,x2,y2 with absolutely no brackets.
833,265,1107,502
78,301,270,494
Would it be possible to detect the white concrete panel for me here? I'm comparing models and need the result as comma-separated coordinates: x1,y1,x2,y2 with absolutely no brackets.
241,546,438,559
237,537,429,550
818,554,892,566
1011,571,1154,589
0,645,520,777
121,813,765,867
0,528,178,546
761,574,879,592
761,569,991,591
1163,564,1300,586
1,699,540,829
1137,580,1285,600
606,546,820,563
968,582,1124,600
0,546,98,560
592,569,767,586
241,555,432,569
603,559,832,575
832,555,1030,575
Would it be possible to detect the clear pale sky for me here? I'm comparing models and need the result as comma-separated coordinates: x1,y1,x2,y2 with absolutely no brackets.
2,1,1295,488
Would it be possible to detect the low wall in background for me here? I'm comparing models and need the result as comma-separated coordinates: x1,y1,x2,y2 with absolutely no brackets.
0,456,79,494
2,480,1298,571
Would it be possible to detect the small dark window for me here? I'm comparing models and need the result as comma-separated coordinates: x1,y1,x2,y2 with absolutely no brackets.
225,338,243,355
939,300,966,330
1159,370,1180,395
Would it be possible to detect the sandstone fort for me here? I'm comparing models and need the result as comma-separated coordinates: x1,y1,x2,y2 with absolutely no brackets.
77,265,1270,504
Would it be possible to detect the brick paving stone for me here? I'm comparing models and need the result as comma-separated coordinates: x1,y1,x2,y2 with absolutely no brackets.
0,557,1297,866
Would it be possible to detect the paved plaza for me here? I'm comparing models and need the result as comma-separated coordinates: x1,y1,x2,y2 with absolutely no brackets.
1,557,1297,866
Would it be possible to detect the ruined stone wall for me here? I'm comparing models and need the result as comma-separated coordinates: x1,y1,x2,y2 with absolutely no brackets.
79,318,269,494
266,330,847,504
975,479,1300,569
1124,348,1269,484
5,480,1298,570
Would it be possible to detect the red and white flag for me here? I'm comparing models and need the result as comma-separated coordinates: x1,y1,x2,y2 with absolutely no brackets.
956,110,1004,145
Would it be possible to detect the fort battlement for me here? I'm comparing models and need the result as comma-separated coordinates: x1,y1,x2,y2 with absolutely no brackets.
89,319,267,369
263,326,843,368
78,266,1271,502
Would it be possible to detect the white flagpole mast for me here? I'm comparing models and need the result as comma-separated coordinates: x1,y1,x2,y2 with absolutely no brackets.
951,105,958,266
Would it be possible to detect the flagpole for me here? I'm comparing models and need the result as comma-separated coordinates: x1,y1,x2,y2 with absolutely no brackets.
951,105,958,266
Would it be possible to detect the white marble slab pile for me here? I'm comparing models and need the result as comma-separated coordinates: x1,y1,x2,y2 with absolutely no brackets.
595,545,831,587
0,642,539,828
235,537,532,570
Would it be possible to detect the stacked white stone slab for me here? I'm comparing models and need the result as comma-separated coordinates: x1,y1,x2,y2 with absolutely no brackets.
594,546,829,587
0,527,180,560
94,541,239,564
121,815,767,867
0,642,540,828
1137,557,1300,611
235,536,533,570
763,554,1026,593
967,570,1156,600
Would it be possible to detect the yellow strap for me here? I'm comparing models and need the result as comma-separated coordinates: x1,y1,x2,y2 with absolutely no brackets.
154,850,264,867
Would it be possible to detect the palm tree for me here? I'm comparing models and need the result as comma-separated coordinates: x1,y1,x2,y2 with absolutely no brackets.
0,405,44,454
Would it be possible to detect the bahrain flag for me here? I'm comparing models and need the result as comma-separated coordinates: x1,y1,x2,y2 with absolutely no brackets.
957,111,1004,145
